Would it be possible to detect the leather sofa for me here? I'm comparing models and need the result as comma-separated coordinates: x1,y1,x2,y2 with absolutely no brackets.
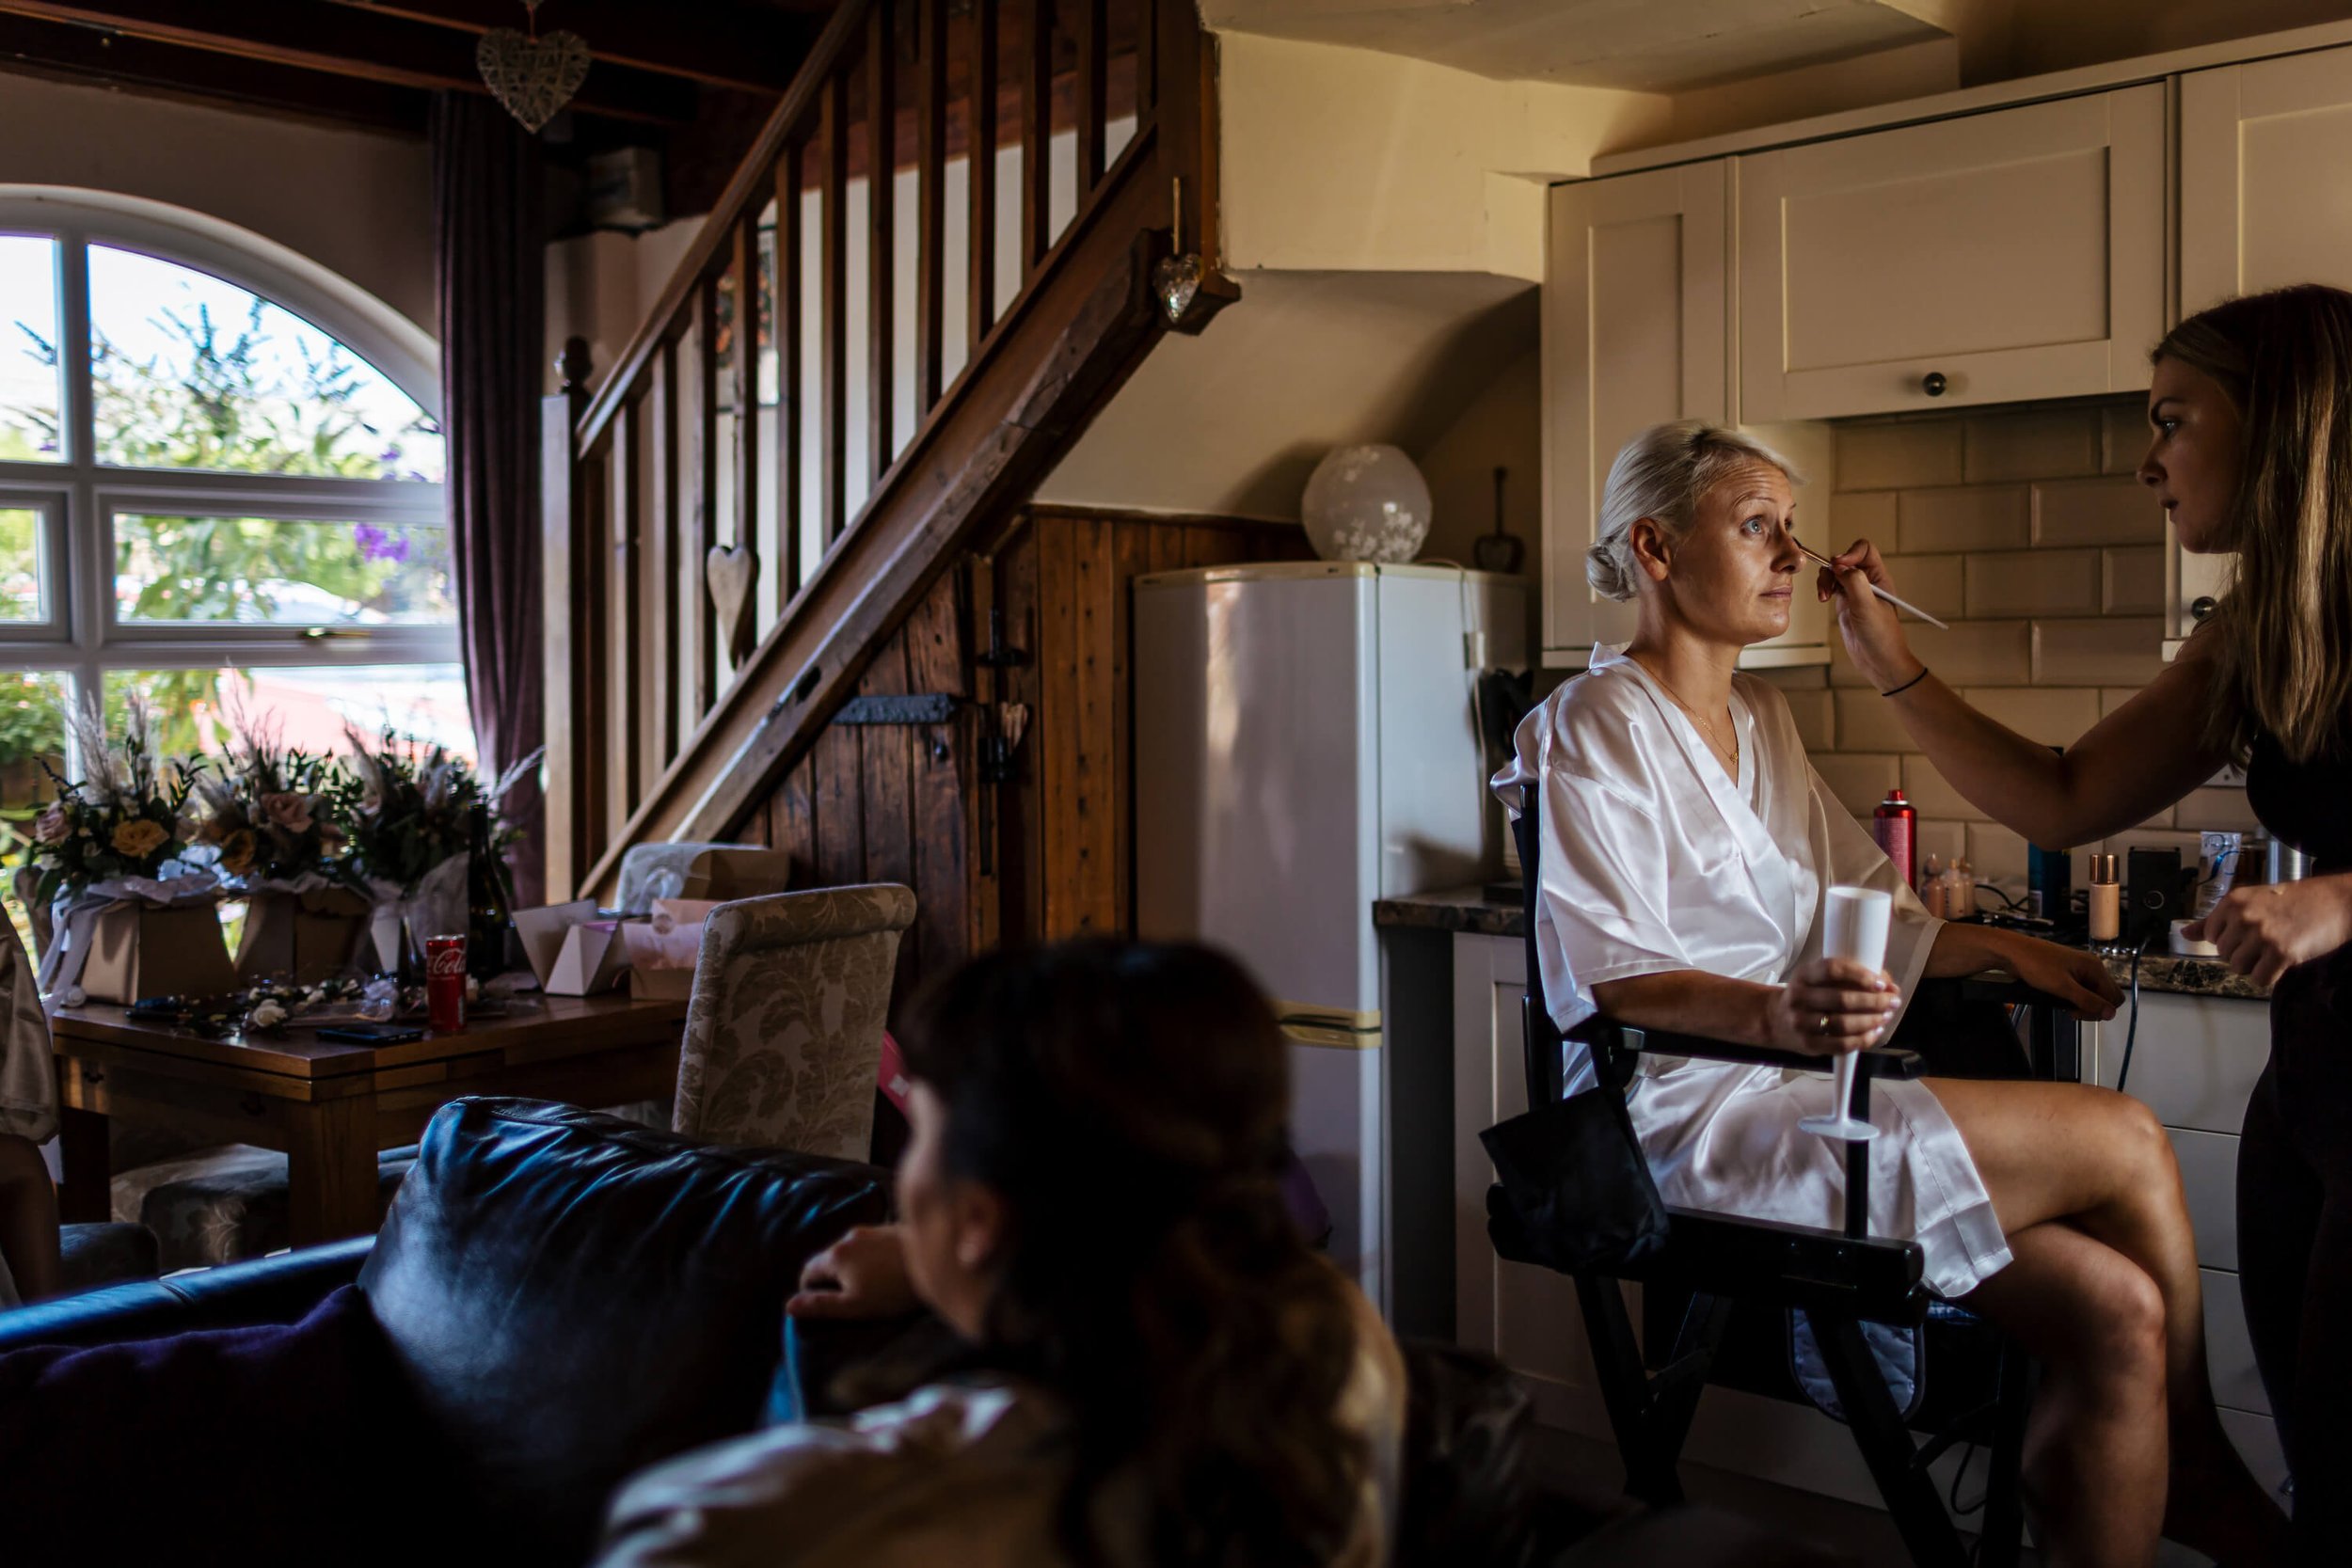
0,1098,1831,1568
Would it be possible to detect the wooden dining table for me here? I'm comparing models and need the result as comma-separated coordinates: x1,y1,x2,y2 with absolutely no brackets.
47,991,690,1247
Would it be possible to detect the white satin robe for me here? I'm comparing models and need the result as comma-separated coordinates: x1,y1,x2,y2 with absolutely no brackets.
1491,646,2012,1298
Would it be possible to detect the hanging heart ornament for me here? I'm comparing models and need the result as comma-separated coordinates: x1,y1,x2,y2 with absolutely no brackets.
477,27,592,133
1152,253,1202,324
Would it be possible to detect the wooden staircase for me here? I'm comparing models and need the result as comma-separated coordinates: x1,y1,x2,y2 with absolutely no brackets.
542,0,1225,903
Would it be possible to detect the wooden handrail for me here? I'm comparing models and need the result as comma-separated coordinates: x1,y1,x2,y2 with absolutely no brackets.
546,0,1223,900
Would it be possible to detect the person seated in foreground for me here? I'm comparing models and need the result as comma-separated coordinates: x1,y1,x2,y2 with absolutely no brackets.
595,939,1405,1568
1494,421,2286,1568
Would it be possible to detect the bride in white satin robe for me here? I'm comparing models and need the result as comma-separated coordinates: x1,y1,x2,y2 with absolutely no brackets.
1489,420,2293,1568
1493,642,2006,1296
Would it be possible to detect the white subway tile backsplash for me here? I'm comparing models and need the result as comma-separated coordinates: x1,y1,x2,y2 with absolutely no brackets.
1833,619,2031,689
1753,664,1829,689
1963,408,2099,483
2175,787,2262,833
1781,687,1836,751
2102,401,2151,475
1827,489,1897,547
1965,820,2030,895
2033,617,2167,686
1816,752,1903,817
1882,553,1964,620
2103,546,2166,615
1959,686,2102,747
1839,420,1964,490
1901,754,1991,821
1915,817,1968,871
1899,486,2029,553
1965,548,2100,618
2032,476,2165,546
1835,689,1916,752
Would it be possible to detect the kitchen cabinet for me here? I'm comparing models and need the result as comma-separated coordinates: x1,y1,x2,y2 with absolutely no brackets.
2168,44,2352,656
1540,164,1829,669
1737,88,2166,423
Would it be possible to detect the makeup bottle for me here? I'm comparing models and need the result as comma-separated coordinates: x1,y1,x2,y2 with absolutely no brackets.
1919,855,1946,918
2089,853,2122,942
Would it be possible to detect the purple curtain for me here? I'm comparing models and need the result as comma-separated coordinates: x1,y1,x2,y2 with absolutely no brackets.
431,93,547,907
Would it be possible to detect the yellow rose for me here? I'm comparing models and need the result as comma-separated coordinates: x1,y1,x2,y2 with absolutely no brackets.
111,818,169,860
218,828,258,876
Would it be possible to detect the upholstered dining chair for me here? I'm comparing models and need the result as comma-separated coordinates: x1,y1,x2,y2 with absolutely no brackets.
672,884,916,1158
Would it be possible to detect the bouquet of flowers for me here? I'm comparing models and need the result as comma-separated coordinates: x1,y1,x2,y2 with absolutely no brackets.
332,727,539,972
24,698,203,909
190,719,350,888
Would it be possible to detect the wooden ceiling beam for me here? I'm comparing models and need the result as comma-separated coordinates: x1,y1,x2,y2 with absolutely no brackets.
0,0,700,122
0,14,427,133
332,0,818,95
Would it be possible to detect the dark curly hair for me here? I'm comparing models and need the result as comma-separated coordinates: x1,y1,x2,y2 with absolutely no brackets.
898,939,1372,1568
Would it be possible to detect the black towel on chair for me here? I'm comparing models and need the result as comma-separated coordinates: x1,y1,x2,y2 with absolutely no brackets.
1482,1088,1669,1274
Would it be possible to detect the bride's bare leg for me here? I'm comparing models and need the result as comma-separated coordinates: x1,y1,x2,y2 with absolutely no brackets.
1960,1221,2167,1567
1928,1077,2288,1562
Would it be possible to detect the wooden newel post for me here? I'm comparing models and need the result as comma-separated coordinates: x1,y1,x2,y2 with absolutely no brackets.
543,335,594,901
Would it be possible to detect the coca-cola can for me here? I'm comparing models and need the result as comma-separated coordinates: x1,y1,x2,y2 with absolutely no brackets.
425,934,468,1033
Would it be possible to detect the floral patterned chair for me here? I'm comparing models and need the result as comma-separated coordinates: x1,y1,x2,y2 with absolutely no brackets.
672,885,916,1157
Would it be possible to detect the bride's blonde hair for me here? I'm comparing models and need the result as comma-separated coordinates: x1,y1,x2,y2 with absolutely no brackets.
1586,420,1804,601
2157,285,2352,764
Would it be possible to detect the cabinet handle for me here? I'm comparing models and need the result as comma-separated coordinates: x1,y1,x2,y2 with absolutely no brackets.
2190,595,2218,623
1921,371,1948,397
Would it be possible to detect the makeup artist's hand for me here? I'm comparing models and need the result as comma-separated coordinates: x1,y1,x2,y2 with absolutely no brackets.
1819,539,1921,693
1768,958,1899,1057
2185,875,2352,988
787,1224,918,1321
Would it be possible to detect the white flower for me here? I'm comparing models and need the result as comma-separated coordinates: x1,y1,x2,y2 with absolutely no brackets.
249,999,289,1029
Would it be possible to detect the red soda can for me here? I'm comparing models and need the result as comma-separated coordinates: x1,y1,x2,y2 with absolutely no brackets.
425,934,468,1033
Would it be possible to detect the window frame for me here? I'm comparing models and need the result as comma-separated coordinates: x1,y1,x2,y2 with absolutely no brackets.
0,189,454,736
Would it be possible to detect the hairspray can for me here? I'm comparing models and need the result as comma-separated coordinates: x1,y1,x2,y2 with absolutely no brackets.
425,934,468,1034
1873,788,1916,889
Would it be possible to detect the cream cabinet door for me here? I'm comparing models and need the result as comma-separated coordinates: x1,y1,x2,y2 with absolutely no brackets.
2181,44,2352,311
2169,46,2352,654
1739,87,2166,422
1543,163,1728,663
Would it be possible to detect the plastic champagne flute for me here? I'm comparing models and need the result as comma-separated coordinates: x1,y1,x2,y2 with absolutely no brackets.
1797,886,1894,1143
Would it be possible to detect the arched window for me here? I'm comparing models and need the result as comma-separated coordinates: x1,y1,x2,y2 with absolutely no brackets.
0,189,471,796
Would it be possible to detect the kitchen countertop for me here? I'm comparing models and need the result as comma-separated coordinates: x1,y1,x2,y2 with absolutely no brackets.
1374,887,2274,1002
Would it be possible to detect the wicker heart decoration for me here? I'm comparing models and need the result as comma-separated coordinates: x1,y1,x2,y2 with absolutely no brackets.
477,27,591,133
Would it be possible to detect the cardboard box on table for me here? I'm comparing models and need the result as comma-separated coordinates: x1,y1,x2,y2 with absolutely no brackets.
647,848,794,906
514,901,630,995
81,902,235,1003
233,887,371,986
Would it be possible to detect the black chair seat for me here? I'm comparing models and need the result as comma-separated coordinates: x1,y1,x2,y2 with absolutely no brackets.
1486,1184,1929,1324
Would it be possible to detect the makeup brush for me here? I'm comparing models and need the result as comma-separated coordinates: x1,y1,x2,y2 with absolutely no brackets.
1791,537,1950,630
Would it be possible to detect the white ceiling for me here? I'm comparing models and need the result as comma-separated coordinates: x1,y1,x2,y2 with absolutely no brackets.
1199,0,1956,91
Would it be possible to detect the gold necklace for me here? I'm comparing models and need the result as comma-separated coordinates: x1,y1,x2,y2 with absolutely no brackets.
1634,657,1740,773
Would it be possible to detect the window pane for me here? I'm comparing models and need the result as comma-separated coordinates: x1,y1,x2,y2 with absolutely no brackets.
115,512,453,625
0,671,70,958
88,245,444,483
0,506,43,620
104,664,474,765
0,236,62,464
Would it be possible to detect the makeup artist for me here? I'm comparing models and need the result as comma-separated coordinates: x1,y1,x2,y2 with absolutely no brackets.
1825,283,2352,1564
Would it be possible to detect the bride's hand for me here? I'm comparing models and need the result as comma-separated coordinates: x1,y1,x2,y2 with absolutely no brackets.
1820,539,1924,693
1998,935,2122,1021
1769,958,1899,1057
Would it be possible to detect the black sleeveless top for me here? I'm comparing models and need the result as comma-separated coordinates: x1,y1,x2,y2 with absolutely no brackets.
2247,728,2352,874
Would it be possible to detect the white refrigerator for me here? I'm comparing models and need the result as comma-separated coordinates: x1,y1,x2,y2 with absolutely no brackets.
1134,562,1529,1318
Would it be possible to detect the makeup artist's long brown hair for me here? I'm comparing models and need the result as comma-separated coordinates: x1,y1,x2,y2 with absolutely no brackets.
2155,284,2352,764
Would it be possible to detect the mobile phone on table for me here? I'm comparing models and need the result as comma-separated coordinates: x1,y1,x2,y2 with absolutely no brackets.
315,1023,425,1044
